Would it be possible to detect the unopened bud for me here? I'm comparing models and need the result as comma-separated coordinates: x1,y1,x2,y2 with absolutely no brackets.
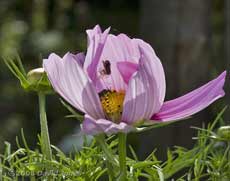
217,126,230,141
27,68,45,82
27,68,52,93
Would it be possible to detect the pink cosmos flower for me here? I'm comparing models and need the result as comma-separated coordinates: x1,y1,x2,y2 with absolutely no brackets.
43,25,226,135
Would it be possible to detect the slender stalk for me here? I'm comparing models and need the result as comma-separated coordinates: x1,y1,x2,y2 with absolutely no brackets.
105,160,114,181
96,135,118,165
227,141,230,164
118,133,127,180
95,135,118,179
38,92,52,160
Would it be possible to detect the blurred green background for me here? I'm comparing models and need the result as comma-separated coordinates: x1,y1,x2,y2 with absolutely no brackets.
0,0,229,160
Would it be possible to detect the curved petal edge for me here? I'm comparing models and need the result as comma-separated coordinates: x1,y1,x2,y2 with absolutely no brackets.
151,71,226,122
43,52,104,119
121,41,166,124
82,115,134,135
117,61,139,84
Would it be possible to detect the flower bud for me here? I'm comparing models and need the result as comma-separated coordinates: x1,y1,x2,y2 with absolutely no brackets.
217,126,230,141
27,68,53,93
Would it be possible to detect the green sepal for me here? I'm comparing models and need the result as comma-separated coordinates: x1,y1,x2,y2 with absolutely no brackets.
3,55,53,94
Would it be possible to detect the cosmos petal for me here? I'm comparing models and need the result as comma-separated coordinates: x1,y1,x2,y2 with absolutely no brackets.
82,114,134,135
95,34,140,92
43,52,104,119
86,24,102,45
73,52,85,67
152,71,226,122
133,39,166,103
122,42,165,124
84,26,110,83
117,61,139,84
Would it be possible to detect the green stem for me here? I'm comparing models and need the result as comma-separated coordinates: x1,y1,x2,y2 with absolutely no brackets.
227,141,230,164
96,135,118,165
105,160,114,181
118,133,127,180
38,92,52,160
95,135,118,179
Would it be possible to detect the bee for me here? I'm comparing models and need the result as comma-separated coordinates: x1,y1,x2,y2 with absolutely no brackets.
100,60,111,76
99,60,112,90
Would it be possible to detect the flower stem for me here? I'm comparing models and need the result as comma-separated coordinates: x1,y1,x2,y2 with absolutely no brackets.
96,135,118,165
118,133,127,180
95,135,118,179
38,92,52,160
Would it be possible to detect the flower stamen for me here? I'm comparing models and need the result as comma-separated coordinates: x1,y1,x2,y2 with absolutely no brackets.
99,90,125,123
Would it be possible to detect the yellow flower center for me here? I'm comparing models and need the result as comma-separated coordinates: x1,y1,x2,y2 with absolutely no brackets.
99,90,125,123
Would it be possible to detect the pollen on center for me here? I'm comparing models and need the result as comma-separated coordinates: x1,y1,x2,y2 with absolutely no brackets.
99,90,125,123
